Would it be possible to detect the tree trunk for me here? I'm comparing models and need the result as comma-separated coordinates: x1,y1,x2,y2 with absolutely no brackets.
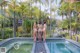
69,11,72,39
30,1,33,37
75,15,77,35
1,5,5,39
50,0,52,37
13,11,16,37
13,2,16,37
66,14,69,35
62,13,64,31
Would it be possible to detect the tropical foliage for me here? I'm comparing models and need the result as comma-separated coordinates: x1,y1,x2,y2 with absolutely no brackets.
0,0,80,40
58,0,80,40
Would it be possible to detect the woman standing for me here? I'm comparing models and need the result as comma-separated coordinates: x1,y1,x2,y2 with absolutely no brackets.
33,22,37,42
37,20,43,41
43,21,47,41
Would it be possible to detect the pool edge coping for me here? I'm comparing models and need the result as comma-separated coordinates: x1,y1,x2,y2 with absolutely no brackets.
66,39,80,48
44,42,50,53
31,42,35,53
0,37,33,46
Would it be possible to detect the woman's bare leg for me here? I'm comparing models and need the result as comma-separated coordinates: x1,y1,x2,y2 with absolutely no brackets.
33,31,36,42
38,32,41,41
43,30,46,41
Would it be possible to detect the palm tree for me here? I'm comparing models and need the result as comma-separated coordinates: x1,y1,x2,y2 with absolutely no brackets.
0,0,8,39
59,0,80,39
59,2,71,34
44,0,57,37
74,1,80,41
8,0,31,37
59,1,74,38
50,0,55,37
7,0,17,37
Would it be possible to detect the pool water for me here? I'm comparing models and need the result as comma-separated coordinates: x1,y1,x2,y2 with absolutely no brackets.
2,40,33,53
7,44,32,53
1,39,80,53
47,40,80,53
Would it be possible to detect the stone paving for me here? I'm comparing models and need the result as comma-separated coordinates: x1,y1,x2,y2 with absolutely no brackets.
34,41,46,53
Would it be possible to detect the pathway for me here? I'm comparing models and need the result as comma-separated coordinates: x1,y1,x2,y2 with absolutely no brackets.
34,41,46,53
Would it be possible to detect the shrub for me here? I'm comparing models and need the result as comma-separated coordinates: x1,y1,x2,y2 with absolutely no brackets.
4,28,13,39
18,26,23,33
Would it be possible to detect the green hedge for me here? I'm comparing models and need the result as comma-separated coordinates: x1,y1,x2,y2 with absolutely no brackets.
0,28,13,39
4,28,13,38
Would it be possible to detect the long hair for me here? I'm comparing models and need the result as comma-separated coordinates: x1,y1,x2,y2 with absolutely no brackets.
33,21,37,28
39,20,42,24
43,20,46,24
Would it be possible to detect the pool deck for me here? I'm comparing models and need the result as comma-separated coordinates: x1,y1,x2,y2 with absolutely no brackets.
34,41,46,53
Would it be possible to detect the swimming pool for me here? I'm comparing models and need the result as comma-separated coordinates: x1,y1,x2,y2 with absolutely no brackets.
47,39,80,53
0,38,80,53
0,38,33,53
